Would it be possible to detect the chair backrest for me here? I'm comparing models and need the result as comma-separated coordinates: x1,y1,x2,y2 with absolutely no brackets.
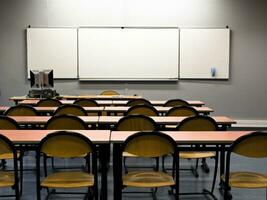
0,116,19,129
229,131,267,158
36,98,62,107
4,105,38,116
53,104,87,116
74,99,99,107
122,131,176,158
0,134,16,158
126,104,159,116
38,131,94,158
176,116,218,131
166,106,198,117
126,98,152,107
114,115,158,131
164,99,189,107
45,114,88,130
100,90,119,95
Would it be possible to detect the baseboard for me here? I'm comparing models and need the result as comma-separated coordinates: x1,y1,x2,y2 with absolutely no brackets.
233,120,267,128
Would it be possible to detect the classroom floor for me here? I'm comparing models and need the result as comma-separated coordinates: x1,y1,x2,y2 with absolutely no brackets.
1,148,267,200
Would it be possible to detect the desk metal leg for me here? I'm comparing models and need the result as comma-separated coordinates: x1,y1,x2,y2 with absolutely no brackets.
113,143,122,200
99,144,109,200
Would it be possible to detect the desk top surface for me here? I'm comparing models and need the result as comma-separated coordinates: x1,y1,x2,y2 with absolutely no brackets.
111,131,253,144
0,130,110,143
98,116,236,125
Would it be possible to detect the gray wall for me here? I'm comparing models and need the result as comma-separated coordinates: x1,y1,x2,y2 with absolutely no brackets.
0,0,266,120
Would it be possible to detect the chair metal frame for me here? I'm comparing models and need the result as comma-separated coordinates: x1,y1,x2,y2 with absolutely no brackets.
117,131,179,200
223,131,267,200
0,134,20,199
175,115,219,200
36,131,98,200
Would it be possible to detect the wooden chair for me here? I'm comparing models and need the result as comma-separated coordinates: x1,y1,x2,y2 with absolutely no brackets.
163,99,189,107
4,105,38,129
166,105,198,117
176,115,219,199
74,99,99,107
36,131,98,200
221,131,267,200
126,104,159,116
0,116,23,195
45,115,89,171
36,98,62,107
74,99,100,116
126,98,152,106
164,106,198,130
118,131,179,200
4,105,38,116
100,90,119,95
53,104,87,116
114,115,158,173
0,134,20,199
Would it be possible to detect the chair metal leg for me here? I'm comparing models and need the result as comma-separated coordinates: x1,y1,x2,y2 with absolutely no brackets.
201,158,210,173
19,154,23,196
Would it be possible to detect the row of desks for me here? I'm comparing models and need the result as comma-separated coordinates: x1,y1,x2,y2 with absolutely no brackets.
0,106,213,115
14,99,205,107
0,129,253,200
5,115,236,128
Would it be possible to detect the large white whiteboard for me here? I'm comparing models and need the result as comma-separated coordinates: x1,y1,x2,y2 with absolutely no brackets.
27,28,78,79
78,28,179,80
179,28,230,79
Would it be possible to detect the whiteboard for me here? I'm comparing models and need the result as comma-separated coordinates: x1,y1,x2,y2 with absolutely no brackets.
179,28,230,79
27,28,78,79
78,28,179,80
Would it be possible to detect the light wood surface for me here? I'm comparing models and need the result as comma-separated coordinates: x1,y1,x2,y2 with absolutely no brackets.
17,99,112,106
104,106,213,114
111,131,253,144
98,116,236,125
0,130,110,144
112,100,205,106
0,106,104,114
9,116,99,125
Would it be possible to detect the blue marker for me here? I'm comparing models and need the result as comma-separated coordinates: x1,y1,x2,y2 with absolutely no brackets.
211,67,216,77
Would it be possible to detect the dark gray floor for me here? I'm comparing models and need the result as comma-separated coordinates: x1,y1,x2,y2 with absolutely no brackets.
0,150,267,200
1,127,267,200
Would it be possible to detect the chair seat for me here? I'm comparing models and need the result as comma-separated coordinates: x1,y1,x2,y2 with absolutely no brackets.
180,151,215,159
0,152,21,160
123,151,138,157
221,171,267,188
0,171,14,187
123,171,175,188
41,171,94,188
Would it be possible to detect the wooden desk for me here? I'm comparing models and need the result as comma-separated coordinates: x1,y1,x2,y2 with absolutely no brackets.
0,106,104,115
112,100,205,107
0,129,110,200
104,106,213,115
59,95,142,100
111,130,252,200
17,99,112,106
9,116,99,125
98,116,236,129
